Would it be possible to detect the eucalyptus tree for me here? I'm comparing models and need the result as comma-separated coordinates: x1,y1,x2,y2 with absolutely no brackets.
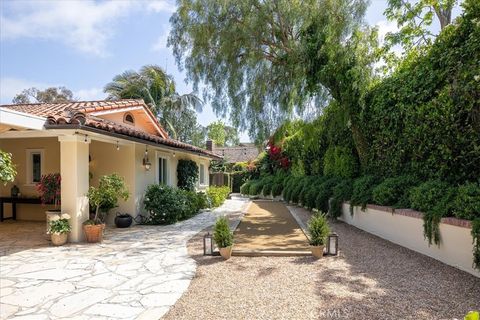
104,65,203,140
12,86,74,104
169,0,378,165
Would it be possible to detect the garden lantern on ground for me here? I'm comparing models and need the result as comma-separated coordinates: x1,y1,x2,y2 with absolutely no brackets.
327,232,338,256
203,232,214,255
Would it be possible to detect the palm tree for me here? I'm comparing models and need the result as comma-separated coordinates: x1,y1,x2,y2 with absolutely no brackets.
104,65,203,139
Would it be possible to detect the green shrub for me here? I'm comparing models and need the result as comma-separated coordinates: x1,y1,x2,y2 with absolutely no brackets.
196,191,211,209
144,184,197,225
410,180,455,245
291,177,307,204
272,183,283,197
330,179,353,218
323,146,358,178
249,180,264,195
213,216,233,248
298,176,317,205
453,182,480,220
231,171,248,193
207,186,230,207
350,175,379,211
409,180,454,214
307,213,330,246
177,159,199,191
240,180,252,195
283,177,301,202
372,175,419,208
315,177,341,213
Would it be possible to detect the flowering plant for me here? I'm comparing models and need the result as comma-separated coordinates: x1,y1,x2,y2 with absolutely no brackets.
36,173,61,207
48,213,71,234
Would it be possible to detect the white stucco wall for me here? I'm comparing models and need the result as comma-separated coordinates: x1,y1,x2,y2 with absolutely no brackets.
340,203,480,278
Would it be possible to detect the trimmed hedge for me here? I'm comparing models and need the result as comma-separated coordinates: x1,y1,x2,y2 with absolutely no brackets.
372,175,419,208
206,186,230,207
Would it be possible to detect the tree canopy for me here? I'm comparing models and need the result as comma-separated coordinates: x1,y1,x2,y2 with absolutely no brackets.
169,0,377,161
12,86,74,104
207,121,240,147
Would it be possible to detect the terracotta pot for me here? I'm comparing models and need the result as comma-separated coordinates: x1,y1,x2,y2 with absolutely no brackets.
83,224,105,243
310,245,325,259
51,233,68,246
219,246,233,260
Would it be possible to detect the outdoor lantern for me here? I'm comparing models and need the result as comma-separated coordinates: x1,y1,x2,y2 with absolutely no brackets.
327,232,339,256
203,232,214,255
143,146,151,171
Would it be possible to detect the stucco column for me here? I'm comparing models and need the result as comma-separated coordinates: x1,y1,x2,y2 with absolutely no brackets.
59,135,90,242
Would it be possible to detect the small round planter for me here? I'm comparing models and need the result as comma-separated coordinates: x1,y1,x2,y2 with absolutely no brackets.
45,210,61,239
114,213,133,228
310,245,325,259
83,224,105,243
51,233,68,246
219,246,233,260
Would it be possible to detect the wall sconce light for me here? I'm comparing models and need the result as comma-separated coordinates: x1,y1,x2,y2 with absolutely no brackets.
172,151,176,157
84,134,88,143
116,141,120,151
143,145,151,171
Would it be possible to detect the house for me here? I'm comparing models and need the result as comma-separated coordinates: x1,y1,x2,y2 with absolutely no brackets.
0,99,221,242
206,140,260,164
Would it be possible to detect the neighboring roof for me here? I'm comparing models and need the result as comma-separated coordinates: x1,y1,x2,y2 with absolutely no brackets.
0,100,221,159
1,99,169,138
213,144,260,163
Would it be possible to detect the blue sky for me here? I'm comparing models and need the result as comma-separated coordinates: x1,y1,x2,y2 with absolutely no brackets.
0,0,454,141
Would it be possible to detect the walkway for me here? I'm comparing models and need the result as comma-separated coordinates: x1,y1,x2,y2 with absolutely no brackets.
233,200,310,255
0,198,250,320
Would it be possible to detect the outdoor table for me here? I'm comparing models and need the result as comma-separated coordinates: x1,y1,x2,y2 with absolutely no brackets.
0,197,42,222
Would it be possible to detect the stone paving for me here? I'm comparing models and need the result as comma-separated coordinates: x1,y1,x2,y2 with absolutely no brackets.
0,198,250,320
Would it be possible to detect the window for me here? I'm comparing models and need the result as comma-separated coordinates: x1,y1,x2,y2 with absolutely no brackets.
124,113,135,125
199,163,206,185
26,149,44,185
158,157,168,185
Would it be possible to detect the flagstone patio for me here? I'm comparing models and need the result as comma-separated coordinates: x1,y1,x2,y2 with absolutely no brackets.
0,198,249,320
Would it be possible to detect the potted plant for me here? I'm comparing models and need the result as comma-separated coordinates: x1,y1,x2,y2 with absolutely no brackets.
213,216,234,259
36,173,61,238
85,173,129,243
48,213,71,246
308,213,330,258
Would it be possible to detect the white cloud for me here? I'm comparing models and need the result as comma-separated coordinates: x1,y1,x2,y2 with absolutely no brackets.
0,0,176,57
146,0,176,13
76,87,105,101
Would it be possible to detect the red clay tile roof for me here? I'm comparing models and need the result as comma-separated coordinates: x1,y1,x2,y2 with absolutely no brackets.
0,99,169,138
1,100,220,159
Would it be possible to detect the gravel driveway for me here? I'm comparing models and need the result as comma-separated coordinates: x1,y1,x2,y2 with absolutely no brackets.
165,205,480,320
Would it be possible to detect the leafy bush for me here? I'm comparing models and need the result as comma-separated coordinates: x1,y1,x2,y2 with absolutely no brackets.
249,180,264,195
0,150,16,185
196,192,211,209
315,177,341,213
177,159,199,191
453,182,480,220
307,213,330,246
272,183,283,197
213,216,233,248
298,176,317,205
87,173,130,224
48,213,72,234
409,180,455,245
330,179,353,218
323,146,358,178
144,184,199,225
283,177,301,202
372,175,419,208
291,177,307,204
231,171,248,193
350,175,378,212
207,186,230,207
240,180,252,195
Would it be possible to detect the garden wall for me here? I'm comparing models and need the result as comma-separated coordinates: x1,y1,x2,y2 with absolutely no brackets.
340,203,480,278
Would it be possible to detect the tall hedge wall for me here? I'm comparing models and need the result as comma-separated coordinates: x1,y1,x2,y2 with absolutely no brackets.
361,4,480,183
